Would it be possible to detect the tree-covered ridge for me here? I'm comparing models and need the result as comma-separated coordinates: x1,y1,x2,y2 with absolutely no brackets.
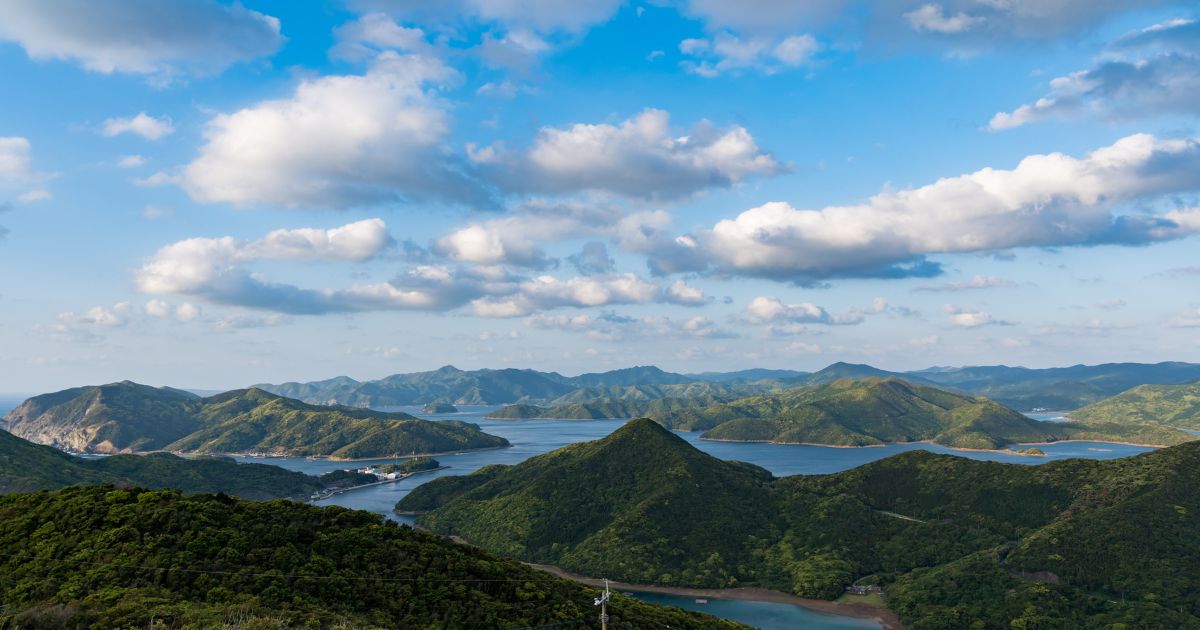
647,378,1059,450
258,365,578,407
0,428,326,499
398,419,1200,629
4,383,509,458
1068,381,1200,430
0,486,743,630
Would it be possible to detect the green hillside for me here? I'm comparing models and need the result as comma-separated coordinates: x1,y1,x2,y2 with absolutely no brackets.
5,384,509,458
399,419,1200,629
655,378,1063,450
1068,381,1200,430
0,485,742,629
0,429,325,499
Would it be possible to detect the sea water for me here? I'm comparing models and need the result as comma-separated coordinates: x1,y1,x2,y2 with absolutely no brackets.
234,406,1155,630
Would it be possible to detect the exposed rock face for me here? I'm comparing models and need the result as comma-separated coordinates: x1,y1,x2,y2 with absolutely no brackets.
4,382,200,453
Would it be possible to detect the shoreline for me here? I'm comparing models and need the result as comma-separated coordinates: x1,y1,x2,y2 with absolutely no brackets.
224,443,511,462
526,563,905,630
311,466,449,501
698,436,1167,454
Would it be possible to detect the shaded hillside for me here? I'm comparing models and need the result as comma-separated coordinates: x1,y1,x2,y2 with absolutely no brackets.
5,384,508,458
655,378,1062,450
0,485,742,629
1069,381,1200,430
0,429,324,499
400,419,1200,629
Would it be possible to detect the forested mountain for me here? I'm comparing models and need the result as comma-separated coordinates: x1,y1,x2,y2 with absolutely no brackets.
1069,381,1200,429
399,419,1200,629
258,365,577,406
654,378,1060,449
0,485,742,629
0,428,327,499
568,365,695,387
4,383,508,458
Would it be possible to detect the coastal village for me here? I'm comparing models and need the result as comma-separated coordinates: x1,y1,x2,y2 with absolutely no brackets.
310,456,445,501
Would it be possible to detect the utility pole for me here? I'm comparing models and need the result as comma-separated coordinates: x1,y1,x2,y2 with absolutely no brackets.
594,578,611,630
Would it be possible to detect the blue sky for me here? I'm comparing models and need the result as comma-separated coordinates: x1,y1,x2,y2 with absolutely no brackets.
1,0,1198,392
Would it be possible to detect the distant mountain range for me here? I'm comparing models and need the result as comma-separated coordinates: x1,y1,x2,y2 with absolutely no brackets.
255,361,1200,410
3,381,508,459
398,418,1200,628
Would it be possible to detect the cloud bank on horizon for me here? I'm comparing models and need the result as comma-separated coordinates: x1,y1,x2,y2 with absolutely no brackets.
0,0,1198,389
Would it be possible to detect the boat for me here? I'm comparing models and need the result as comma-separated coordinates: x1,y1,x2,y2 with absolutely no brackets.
694,598,708,605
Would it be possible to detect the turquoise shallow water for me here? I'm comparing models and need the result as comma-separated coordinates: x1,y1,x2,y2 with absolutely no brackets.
233,406,1156,630
631,592,882,630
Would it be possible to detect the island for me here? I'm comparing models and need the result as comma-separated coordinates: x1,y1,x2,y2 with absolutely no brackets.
398,418,1200,629
421,402,460,414
3,381,510,459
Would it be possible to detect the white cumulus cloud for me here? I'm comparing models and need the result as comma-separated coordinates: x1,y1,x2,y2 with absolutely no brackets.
182,52,488,208
479,108,783,199
100,113,174,140
650,134,1200,283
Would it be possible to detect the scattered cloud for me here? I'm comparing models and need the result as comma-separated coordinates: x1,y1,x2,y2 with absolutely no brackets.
990,18,1200,130
945,304,1010,328
100,112,174,140
182,52,489,208
1170,307,1200,328
470,273,706,317
744,295,890,327
0,0,282,82
330,12,431,61
212,312,290,331
526,311,735,341
475,108,784,200
904,4,983,34
915,274,1015,292
118,155,147,168
679,32,820,76
0,137,35,185
432,200,672,268
649,134,1200,284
